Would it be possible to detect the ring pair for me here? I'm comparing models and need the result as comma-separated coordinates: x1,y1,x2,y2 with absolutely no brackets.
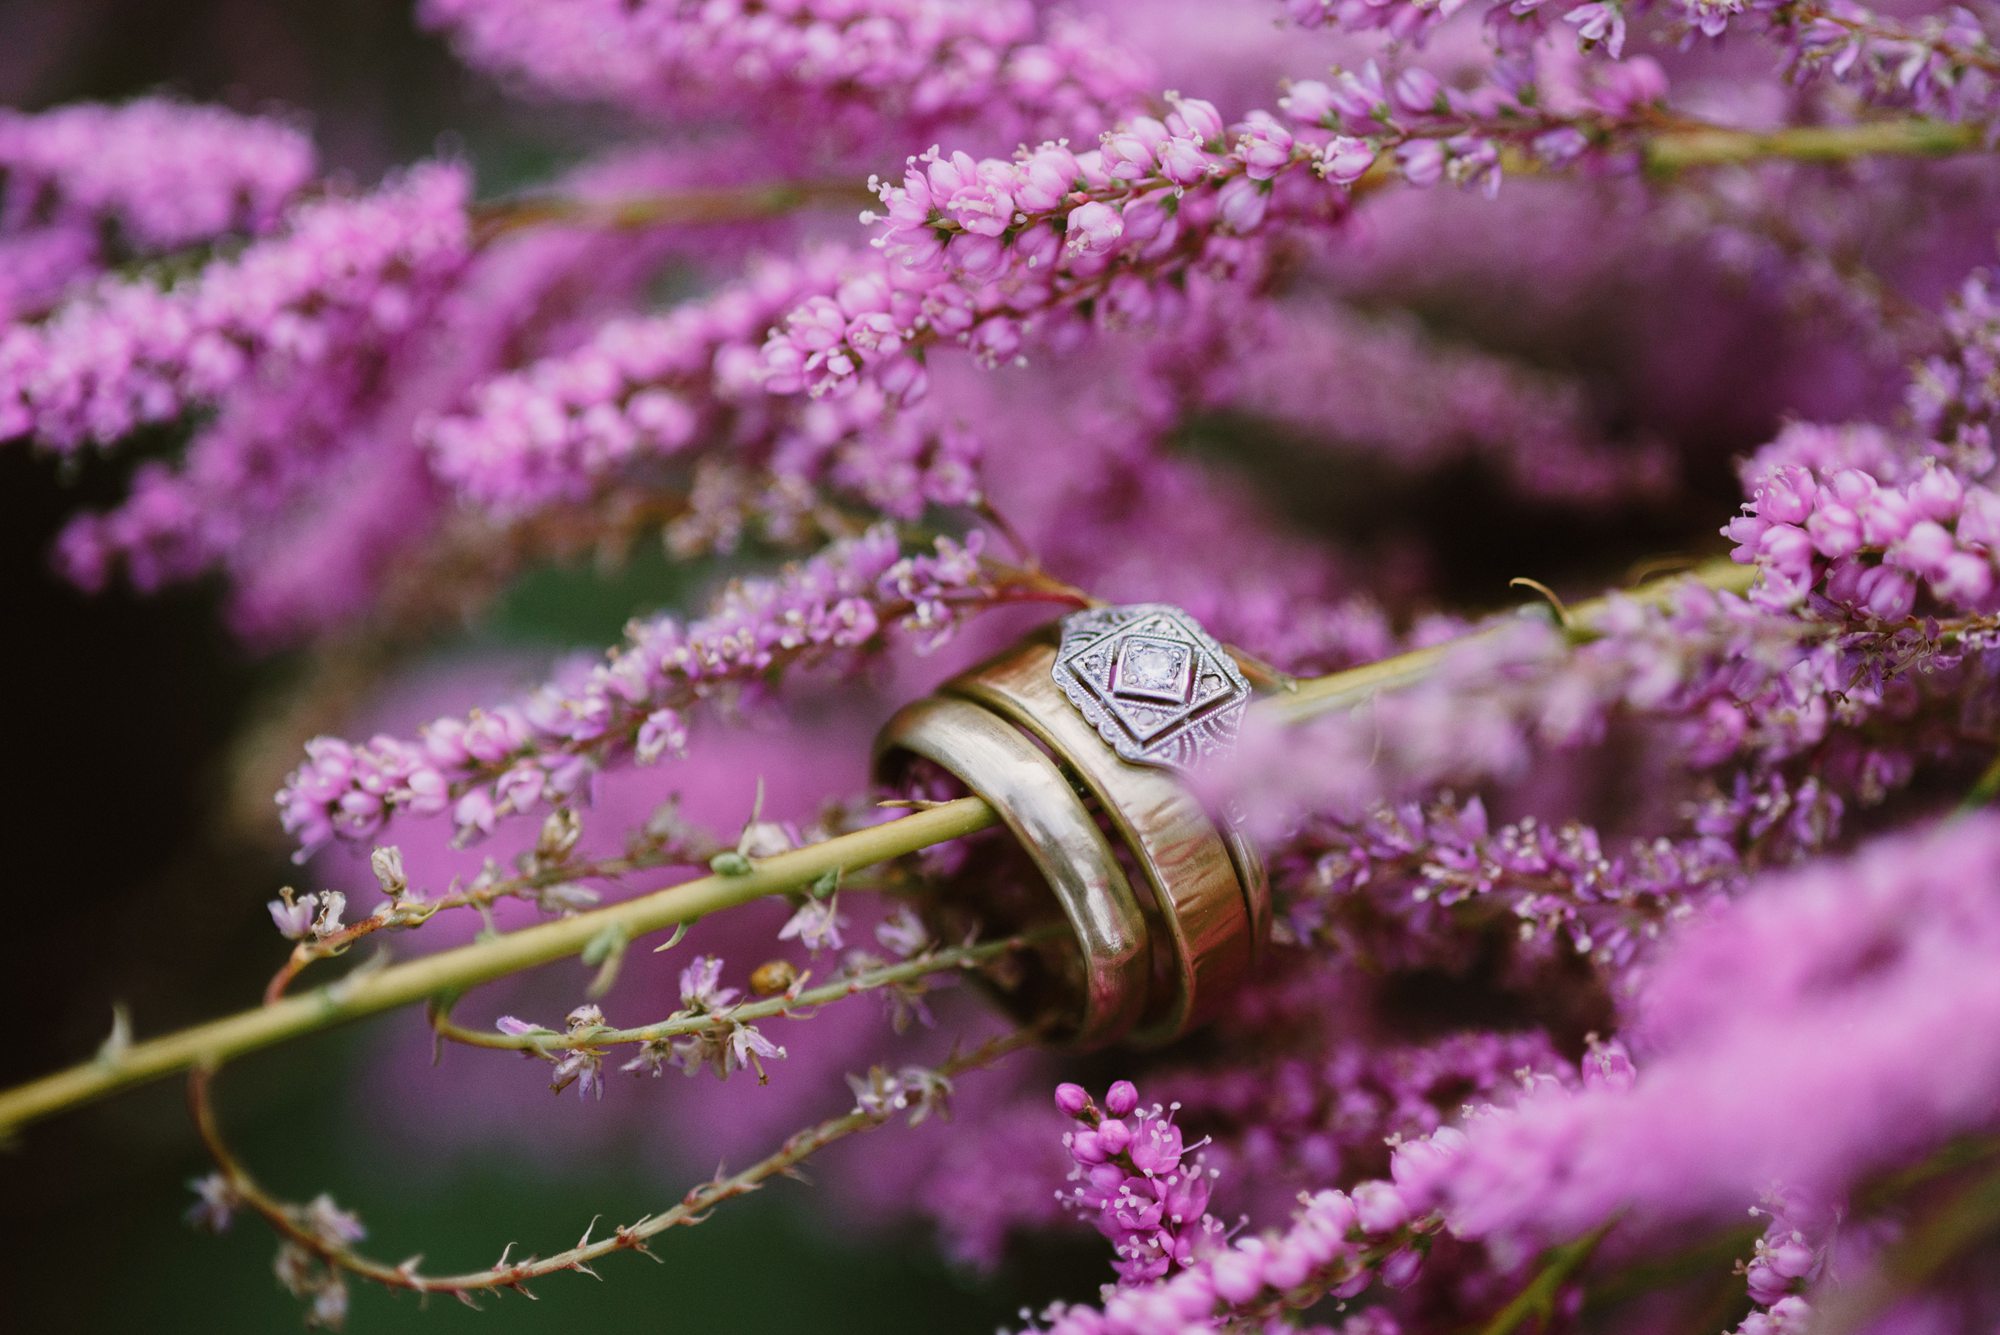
875,628,1269,1047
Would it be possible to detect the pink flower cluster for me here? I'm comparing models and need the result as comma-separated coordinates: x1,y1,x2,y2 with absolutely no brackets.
763,56,1669,403
1040,816,2000,1335
1054,1080,1226,1284
1033,1121,1440,1332
1730,1194,1829,1335
0,228,98,323
1788,0,2000,122
1279,792,1762,973
419,0,1151,146
762,91,1321,400
1279,0,2000,127
52,355,405,599
1157,1028,1570,1194
1911,264,2000,466
422,247,980,529
0,99,316,252
1213,582,1826,832
425,249,849,512
0,161,470,451
1726,423,2000,617
44,142,802,639
1421,814,2000,1249
276,525,996,854
1215,541,2000,862
1279,0,1648,55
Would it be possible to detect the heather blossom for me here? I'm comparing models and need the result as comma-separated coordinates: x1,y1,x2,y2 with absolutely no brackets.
419,246,985,530
1403,815,2000,1258
1054,1081,1228,1283
48,141,799,641
1036,810,2000,1324
420,0,1154,148
1278,0,2000,127
0,99,316,321
0,160,471,451
662,957,789,1081
0,99,314,249
761,49,1676,403
1727,447,2000,617
274,524,1004,854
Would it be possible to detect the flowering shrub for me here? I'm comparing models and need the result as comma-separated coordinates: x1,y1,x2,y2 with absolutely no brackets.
8,0,2000,1330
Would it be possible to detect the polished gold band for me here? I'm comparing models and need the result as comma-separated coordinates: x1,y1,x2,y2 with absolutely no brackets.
872,693,1152,1047
873,621,1269,1047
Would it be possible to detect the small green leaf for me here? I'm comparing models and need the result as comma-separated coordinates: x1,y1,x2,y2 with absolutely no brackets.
581,924,628,967
582,924,631,999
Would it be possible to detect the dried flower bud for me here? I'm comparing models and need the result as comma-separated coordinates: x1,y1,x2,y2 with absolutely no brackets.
369,845,407,896
737,820,793,859
535,808,582,861
534,882,601,914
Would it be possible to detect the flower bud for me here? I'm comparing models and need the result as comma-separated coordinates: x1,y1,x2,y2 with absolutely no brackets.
1103,1080,1139,1116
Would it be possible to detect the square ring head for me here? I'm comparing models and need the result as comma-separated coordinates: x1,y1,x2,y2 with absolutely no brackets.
1052,605,1252,772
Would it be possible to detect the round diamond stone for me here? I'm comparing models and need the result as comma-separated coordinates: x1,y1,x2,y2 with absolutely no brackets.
1126,643,1180,689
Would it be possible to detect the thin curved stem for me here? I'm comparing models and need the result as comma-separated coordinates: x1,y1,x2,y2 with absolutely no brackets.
0,559,1760,1139
431,930,1050,1054
189,1027,1037,1300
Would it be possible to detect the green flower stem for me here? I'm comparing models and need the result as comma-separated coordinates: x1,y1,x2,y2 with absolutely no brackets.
470,178,872,242
0,798,997,1140
1479,1221,1618,1335
0,560,1758,1140
1262,558,1756,728
1813,1151,2000,1335
465,118,1982,250
1643,118,1984,174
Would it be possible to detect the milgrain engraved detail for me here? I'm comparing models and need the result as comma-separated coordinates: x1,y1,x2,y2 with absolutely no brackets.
1052,604,1252,771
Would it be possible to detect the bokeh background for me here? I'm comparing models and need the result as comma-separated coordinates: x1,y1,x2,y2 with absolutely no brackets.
5,1,1986,1329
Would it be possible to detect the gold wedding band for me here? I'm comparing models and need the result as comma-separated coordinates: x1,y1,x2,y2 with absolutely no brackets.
873,607,1269,1047
873,694,1152,1047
